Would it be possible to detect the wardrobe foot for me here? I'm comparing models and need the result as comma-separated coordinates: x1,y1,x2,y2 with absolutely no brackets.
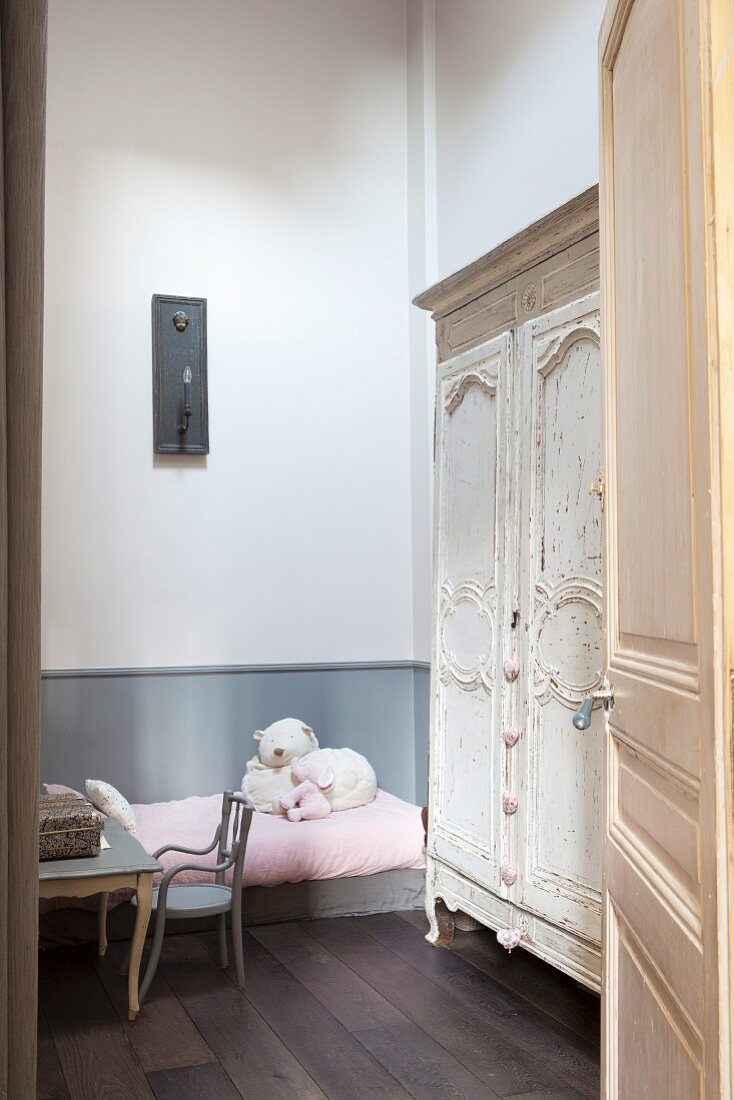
426,897,455,946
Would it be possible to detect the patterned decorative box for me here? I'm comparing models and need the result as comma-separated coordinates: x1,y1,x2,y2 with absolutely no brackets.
39,793,103,861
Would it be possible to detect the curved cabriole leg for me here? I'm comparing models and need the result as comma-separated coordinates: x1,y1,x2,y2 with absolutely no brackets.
426,896,455,946
135,883,164,1015
128,874,153,1020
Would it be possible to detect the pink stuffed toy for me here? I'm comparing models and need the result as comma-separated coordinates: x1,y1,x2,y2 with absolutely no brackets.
279,758,335,822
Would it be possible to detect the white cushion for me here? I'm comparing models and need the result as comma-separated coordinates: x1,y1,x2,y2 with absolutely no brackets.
85,779,137,834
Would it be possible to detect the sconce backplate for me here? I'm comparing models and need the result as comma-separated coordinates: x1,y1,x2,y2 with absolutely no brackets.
152,293,209,454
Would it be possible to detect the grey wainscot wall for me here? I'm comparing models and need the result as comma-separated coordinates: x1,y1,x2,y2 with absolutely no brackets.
41,662,430,807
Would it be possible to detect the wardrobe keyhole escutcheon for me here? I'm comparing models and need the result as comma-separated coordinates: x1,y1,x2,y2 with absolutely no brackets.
588,469,605,511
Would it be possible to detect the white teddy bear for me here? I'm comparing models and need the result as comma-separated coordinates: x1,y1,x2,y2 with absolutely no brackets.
241,717,377,816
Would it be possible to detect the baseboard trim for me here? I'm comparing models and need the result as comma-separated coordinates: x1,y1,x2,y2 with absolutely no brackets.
41,660,432,680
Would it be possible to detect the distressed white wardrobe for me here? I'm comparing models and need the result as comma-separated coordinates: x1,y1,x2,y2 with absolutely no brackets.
415,190,603,989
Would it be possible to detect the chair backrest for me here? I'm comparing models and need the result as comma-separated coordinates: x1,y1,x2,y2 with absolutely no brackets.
213,791,253,894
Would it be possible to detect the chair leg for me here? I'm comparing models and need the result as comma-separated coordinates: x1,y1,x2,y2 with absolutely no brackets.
218,912,228,970
231,890,244,989
138,904,166,1005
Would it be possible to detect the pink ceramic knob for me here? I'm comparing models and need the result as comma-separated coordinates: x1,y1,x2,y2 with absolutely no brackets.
503,659,520,682
503,791,518,815
501,861,517,886
496,927,522,952
503,727,520,747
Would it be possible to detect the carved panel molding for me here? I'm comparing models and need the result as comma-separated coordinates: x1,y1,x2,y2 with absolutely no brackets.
443,364,498,414
439,580,496,692
531,577,603,707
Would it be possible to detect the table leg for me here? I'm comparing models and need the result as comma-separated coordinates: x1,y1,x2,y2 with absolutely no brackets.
98,892,109,956
128,873,152,1021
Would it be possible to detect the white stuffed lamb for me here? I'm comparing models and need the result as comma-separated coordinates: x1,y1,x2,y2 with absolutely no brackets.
302,746,377,812
241,717,377,816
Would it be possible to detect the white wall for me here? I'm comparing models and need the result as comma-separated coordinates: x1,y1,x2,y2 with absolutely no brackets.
43,0,604,673
433,0,606,279
42,0,416,669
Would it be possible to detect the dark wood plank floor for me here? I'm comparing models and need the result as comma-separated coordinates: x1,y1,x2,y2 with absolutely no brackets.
37,911,600,1100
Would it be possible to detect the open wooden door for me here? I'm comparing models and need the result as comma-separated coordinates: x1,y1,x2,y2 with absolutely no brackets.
600,0,732,1095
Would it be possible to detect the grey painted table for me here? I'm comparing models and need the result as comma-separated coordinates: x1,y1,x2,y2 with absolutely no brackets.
39,818,161,1020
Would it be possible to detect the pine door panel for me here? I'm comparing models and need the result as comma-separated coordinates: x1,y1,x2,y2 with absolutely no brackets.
610,0,698,676
601,0,728,1093
516,295,603,951
430,334,510,887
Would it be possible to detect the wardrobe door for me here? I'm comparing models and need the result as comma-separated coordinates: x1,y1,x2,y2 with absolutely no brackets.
514,294,603,981
429,333,511,896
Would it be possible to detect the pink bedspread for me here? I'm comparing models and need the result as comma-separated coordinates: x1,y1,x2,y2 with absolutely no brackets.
41,788,425,911
135,789,425,888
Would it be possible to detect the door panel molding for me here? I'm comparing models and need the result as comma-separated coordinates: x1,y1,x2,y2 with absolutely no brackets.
611,737,701,939
610,668,702,782
606,843,705,1028
607,897,704,1089
610,646,699,694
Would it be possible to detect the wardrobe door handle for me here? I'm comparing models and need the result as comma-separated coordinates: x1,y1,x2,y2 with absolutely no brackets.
572,697,593,730
571,678,615,730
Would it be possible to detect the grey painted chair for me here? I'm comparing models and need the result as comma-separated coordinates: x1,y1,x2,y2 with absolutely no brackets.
133,791,253,1003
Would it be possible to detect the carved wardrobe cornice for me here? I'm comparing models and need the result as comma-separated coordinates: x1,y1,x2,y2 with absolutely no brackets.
414,185,599,321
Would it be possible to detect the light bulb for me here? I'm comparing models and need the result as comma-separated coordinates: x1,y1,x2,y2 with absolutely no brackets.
183,366,192,384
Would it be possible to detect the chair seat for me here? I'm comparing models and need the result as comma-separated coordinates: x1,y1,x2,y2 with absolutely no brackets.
133,882,233,918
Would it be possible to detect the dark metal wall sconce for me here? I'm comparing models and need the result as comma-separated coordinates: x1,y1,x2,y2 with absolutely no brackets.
178,366,193,433
152,294,209,454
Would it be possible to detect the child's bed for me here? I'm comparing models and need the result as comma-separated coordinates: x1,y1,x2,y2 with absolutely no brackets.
39,787,426,947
